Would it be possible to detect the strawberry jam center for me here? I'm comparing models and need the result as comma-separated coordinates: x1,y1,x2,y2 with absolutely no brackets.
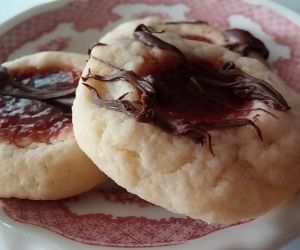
0,67,79,146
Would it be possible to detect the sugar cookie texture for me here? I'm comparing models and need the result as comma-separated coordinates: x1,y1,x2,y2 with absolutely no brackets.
73,19,300,223
1,52,106,200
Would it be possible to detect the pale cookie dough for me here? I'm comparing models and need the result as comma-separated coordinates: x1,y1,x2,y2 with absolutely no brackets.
1,51,107,200
73,29,300,224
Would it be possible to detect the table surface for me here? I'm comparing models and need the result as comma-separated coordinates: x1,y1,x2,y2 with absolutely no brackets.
0,0,300,249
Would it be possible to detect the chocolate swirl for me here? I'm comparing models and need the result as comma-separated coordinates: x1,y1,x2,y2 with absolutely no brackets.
0,66,79,110
133,24,184,59
83,24,290,153
165,20,208,25
224,29,269,59
88,42,107,57
163,21,269,59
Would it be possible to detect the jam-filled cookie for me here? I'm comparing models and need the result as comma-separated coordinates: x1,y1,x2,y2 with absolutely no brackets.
73,24,300,224
0,51,106,200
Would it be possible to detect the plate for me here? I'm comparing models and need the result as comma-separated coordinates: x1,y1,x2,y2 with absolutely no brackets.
1,0,300,249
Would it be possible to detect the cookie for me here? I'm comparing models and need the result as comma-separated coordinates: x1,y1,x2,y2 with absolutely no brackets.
0,51,107,200
100,17,269,60
73,24,300,224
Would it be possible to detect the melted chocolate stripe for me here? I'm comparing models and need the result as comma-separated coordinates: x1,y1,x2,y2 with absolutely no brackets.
83,24,290,153
0,66,76,107
91,55,123,70
165,20,208,25
134,24,185,60
223,29,269,59
82,68,156,95
0,88,75,100
163,21,269,59
0,66,9,82
88,42,107,57
135,24,164,33
82,65,265,154
82,79,213,150
191,118,262,139
171,41,280,111
82,83,141,117
135,27,288,111
188,62,290,111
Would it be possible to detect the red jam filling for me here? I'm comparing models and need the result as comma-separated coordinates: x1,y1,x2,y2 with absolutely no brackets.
150,63,250,122
83,24,289,151
0,96,71,146
0,68,79,146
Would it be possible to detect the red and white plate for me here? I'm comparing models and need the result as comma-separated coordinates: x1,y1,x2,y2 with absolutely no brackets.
1,0,300,249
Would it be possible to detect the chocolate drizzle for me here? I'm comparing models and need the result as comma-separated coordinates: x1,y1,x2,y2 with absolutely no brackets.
83,24,290,153
165,20,208,25
0,66,79,110
133,24,184,59
163,21,269,59
223,29,269,59
0,66,79,145
88,42,107,57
